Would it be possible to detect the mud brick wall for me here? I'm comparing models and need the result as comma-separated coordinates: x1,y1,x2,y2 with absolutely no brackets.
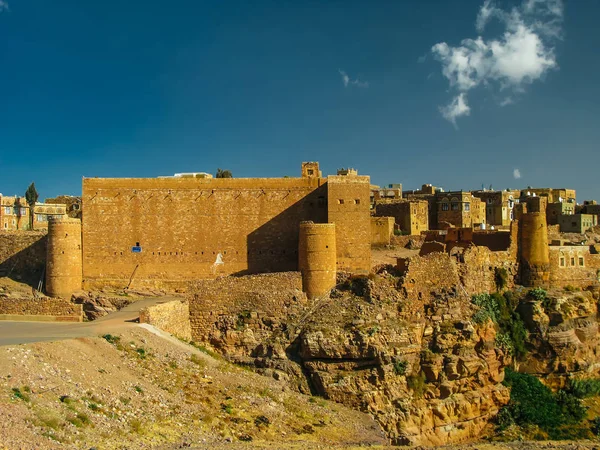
548,247,600,288
0,298,82,322
400,253,461,303
370,217,394,245
460,246,518,294
0,231,47,285
374,200,428,235
139,299,192,341
326,176,371,273
188,272,312,355
82,174,371,290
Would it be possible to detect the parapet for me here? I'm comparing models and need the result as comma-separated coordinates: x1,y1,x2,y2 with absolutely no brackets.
301,162,322,178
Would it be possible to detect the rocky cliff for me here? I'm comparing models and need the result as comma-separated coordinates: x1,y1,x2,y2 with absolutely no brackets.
191,271,512,445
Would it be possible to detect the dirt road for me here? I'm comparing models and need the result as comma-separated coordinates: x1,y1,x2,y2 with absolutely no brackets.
0,297,175,345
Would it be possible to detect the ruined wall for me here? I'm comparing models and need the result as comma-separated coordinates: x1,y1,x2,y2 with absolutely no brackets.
460,246,518,294
139,299,192,341
0,231,47,285
0,298,82,322
82,177,327,290
399,253,461,303
370,217,394,245
326,175,371,273
188,272,309,355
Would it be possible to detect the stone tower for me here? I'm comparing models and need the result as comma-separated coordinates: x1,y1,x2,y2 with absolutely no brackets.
46,217,82,298
519,212,550,287
298,222,336,299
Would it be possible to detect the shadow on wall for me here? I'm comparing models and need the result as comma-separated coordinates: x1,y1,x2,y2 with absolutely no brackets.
0,235,47,287
239,185,328,276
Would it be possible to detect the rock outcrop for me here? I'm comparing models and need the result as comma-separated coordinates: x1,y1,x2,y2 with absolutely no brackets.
189,271,511,445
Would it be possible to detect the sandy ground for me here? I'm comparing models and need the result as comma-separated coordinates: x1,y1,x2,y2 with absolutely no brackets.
0,325,387,450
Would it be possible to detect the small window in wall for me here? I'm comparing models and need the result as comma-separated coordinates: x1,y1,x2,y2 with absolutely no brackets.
307,169,314,176
318,196,326,207
338,199,344,205
355,199,360,205
451,202,459,211
464,202,470,212
579,257,584,266
571,257,575,266
560,257,565,267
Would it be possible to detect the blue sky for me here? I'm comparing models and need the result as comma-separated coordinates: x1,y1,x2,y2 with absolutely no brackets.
0,0,598,201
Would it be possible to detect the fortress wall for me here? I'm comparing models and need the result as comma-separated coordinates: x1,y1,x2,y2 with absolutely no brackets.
0,231,47,285
82,177,327,290
326,176,371,273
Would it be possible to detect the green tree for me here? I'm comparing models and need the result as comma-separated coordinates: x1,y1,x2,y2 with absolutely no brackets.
25,182,39,230
215,168,232,178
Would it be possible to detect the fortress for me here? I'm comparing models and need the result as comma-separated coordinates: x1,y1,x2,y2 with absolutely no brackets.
44,162,370,298
38,161,600,302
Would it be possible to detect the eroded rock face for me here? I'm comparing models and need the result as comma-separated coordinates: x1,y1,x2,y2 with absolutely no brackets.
192,272,511,446
71,291,136,320
517,288,600,381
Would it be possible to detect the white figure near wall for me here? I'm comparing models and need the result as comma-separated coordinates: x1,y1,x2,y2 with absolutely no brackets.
212,252,224,274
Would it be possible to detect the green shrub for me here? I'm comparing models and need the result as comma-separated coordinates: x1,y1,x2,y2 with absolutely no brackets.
471,293,499,323
568,378,600,398
591,417,600,436
393,359,408,376
495,332,514,355
501,369,587,436
11,387,30,402
102,334,120,345
528,287,547,301
471,292,528,360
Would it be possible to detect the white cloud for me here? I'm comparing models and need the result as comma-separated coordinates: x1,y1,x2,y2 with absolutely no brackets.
0,1,8,12
440,93,471,127
432,0,562,124
513,168,522,179
339,69,369,88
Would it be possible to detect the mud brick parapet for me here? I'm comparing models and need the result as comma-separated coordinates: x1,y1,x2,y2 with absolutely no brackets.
0,298,83,322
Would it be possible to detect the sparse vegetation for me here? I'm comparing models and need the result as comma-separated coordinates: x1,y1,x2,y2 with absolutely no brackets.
393,359,408,376
494,267,509,291
102,334,121,345
406,372,426,398
567,377,600,398
11,387,30,402
471,292,528,360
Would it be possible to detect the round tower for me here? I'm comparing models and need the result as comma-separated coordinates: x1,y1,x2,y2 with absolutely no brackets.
299,222,336,299
519,212,550,287
46,217,82,298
